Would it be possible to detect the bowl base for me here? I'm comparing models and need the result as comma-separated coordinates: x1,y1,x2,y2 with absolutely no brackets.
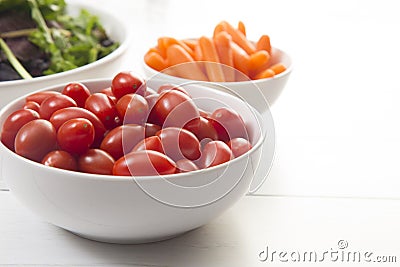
67,229,191,245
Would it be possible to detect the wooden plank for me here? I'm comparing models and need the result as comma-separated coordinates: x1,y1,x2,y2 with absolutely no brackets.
1,192,400,266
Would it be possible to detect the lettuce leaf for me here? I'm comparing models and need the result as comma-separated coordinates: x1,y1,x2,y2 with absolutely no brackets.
1,0,118,76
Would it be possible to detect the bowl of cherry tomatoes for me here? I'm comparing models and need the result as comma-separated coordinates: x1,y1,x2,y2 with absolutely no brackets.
0,71,265,244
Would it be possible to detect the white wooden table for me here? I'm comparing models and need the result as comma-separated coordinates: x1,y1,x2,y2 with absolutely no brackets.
2,0,400,266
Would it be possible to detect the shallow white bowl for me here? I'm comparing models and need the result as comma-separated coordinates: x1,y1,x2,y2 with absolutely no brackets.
143,47,292,111
0,1,130,108
0,78,264,244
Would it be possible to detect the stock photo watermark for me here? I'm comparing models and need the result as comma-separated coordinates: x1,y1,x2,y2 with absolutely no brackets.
258,240,397,264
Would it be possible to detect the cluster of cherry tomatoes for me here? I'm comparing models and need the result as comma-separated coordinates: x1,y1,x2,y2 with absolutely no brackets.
0,71,253,176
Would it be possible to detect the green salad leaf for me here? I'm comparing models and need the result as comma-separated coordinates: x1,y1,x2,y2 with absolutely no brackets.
0,0,119,78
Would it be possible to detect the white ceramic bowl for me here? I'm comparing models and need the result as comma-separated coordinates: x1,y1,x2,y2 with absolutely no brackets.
143,47,292,111
0,79,265,244
0,1,130,108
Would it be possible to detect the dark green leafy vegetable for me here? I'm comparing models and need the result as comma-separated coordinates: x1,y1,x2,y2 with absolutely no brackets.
0,38,33,79
0,0,119,80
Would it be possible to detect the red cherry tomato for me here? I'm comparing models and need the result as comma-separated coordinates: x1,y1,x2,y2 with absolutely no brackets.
199,140,233,168
100,124,145,160
184,116,218,142
116,93,149,125
14,119,57,162
25,91,61,105
131,136,164,153
111,71,146,99
148,90,199,128
145,123,161,137
41,150,78,171
23,101,40,112
57,118,95,155
1,109,39,150
157,84,190,96
39,94,77,120
61,82,91,107
198,108,210,118
100,87,117,103
210,107,248,142
113,150,176,176
78,149,115,175
145,94,159,110
144,87,158,97
156,127,201,161
228,138,252,158
85,93,120,129
176,158,199,173
49,107,106,147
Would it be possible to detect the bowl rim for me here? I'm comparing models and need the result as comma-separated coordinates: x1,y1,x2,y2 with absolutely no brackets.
0,1,131,89
143,47,293,85
0,78,265,182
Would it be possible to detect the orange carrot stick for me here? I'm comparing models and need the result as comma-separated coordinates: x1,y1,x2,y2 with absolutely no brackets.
198,36,225,82
254,68,275,80
157,38,168,58
182,39,198,50
219,21,255,55
158,37,194,58
269,63,287,75
214,31,235,82
166,44,208,81
231,42,250,78
147,47,160,54
193,42,206,73
193,42,203,61
248,50,271,78
238,21,246,36
144,51,167,71
256,35,272,54
213,22,226,38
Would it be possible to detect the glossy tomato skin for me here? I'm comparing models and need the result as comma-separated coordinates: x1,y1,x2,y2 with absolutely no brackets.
78,149,115,175
39,94,77,120
176,158,199,173
184,116,218,142
57,118,95,155
23,101,40,112
199,140,233,169
148,90,199,128
61,82,91,107
144,87,158,97
145,94,159,111
157,84,189,96
131,136,164,153
14,119,57,162
208,118,228,142
25,91,61,105
145,123,161,137
49,107,106,147
100,87,117,103
1,109,39,150
116,93,149,125
156,127,201,161
198,108,210,118
41,150,78,171
111,71,146,99
100,124,145,160
228,137,252,158
210,107,248,142
85,93,120,129
113,150,176,176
